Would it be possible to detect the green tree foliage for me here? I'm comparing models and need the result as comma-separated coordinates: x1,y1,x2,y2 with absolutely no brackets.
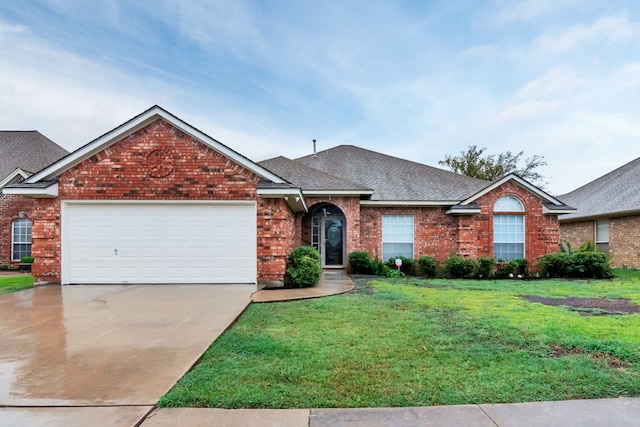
439,145,547,187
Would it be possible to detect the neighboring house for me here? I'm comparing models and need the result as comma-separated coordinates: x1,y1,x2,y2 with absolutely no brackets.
0,131,69,266
4,106,575,285
559,157,640,268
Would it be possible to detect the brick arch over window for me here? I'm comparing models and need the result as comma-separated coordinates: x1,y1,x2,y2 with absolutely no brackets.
493,196,525,261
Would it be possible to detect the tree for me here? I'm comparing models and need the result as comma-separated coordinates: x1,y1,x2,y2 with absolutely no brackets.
439,145,547,187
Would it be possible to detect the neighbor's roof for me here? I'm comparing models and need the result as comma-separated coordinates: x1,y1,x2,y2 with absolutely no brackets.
0,131,69,182
559,156,640,222
293,145,489,201
259,156,372,194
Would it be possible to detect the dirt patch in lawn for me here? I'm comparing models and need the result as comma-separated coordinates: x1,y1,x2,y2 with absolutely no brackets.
549,344,632,369
523,296,640,316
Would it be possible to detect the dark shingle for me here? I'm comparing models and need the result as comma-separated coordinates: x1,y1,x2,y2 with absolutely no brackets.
560,157,640,221
294,145,488,201
0,131,69,181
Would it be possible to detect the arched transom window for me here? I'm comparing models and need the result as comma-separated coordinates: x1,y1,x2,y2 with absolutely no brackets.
493,196,524,261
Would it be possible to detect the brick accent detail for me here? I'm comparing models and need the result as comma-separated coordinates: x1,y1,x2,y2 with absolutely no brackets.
560,216,640,268
0,194,37,265
28,118,298,283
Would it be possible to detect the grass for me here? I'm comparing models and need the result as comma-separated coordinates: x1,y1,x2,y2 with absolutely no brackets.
159,270,640,409
0,274,34,295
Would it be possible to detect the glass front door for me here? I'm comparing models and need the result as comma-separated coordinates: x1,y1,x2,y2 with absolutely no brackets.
322,218,344,267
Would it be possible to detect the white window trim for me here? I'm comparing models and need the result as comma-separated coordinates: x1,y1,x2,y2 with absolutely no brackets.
382,214,414,260
11,219,32,261
595,219,609,244
493,214,526,261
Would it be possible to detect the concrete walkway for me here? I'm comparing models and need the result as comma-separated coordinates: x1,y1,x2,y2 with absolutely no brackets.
252,269,355,302
142,397,640,426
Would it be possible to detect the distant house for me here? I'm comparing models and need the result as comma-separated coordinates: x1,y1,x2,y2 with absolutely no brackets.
0,131,69,266
559,157,640,268
4,106,574,285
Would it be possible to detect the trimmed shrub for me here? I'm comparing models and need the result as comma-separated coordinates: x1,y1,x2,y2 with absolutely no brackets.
348,251,373,274
418,256,439,278
284,246,321,288
538,251,613,279
445,255,477,279
20,256,34,264
0,265,8,271
385,256,416,276
476,257,495,279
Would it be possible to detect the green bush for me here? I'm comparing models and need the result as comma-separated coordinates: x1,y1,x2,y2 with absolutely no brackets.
386,268,405,279
348,251,373,274
476,257,494,279
385,256,416,275
0,265,8,271
20,256,34,264
445,255,477,279
417,256,439,278
284,246,321,288
538,251,613,279
371,256,392,276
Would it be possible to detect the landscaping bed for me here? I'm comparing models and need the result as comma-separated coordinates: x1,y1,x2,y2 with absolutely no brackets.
159,271,640,409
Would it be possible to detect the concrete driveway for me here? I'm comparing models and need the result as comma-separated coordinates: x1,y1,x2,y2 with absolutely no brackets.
0,284,254,425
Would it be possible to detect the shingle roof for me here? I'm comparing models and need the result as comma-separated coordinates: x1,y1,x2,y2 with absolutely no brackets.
293,145,489,201
559,156,640,221
258,156,372,192
0,131,69,182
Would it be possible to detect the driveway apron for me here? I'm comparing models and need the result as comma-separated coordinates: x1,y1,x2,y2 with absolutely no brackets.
0,284,254,407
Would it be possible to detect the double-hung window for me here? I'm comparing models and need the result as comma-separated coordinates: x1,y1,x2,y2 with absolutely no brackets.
595,219,609,253
12,219,32,261
382,215,414,260
493,196,524,261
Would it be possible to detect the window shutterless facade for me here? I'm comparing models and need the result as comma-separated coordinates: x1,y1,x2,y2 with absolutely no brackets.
493,196,525,261
12,219,32,261
595,219,609,253
382,215,414,260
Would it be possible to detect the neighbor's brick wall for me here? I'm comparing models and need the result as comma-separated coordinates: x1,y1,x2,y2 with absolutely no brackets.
359,206,457,263
0,194,37,265
31,118,293,283
560,216,640,268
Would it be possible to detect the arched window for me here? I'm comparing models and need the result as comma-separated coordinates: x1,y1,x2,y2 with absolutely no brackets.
493,196,524,261
12,219,32,261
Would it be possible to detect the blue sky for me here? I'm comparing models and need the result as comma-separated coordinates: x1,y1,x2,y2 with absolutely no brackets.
1,1,640,194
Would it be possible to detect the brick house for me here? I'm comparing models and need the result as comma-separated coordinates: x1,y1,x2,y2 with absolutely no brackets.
559,157,640,268
0,131,68,267
4,106,575,285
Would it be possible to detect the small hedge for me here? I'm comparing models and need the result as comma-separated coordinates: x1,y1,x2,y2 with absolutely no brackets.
445,255,477,279
348,251,374,274
385,256,416,276
284,246,321,288
418,256,439,278
538,251,613,279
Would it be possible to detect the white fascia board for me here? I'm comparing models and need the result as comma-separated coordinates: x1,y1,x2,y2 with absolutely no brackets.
303,190,374,196
0,168,30,188
445,207,482,215
460,174,565,206
2,182,58,198
27,106,286,185
257,188,308,212
542,206,577,215
360,200,459,207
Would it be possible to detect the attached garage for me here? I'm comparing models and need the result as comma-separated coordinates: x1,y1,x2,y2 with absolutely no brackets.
62,201,257,285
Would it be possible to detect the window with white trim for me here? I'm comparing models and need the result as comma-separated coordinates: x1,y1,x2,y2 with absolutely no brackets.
595,219,609,254
12,219,32,261
493,196,524,261
382,215,414,260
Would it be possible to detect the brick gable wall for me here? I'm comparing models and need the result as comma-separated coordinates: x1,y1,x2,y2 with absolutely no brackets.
29,118,294,283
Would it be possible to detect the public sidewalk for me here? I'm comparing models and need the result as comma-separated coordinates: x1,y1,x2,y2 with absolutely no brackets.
141,397,640,426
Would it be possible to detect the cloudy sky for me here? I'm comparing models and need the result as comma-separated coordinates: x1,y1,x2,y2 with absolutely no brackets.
1,1,639,195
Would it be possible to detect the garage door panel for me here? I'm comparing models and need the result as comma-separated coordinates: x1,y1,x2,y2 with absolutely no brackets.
65,203,256,284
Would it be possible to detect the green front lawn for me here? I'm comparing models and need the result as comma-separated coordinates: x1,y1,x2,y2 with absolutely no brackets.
0,274,34,295
159,270,640,408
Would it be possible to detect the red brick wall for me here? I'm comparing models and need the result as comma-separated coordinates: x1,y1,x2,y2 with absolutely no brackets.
257,197,296,284
0,194,37,265
31,118,296,283
560,216,640,268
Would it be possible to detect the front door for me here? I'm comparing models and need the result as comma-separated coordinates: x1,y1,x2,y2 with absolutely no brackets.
322,218,344,267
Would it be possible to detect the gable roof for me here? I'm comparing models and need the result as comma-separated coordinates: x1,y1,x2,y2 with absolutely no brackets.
258,156,373,195
559,156,640,222
293,145,489,202
8,106,285,194
0,131,69,186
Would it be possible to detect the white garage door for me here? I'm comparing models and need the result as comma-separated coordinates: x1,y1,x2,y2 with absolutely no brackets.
62,202,256,285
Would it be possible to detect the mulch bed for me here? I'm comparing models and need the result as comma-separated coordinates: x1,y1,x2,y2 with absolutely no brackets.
523,296,640,316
